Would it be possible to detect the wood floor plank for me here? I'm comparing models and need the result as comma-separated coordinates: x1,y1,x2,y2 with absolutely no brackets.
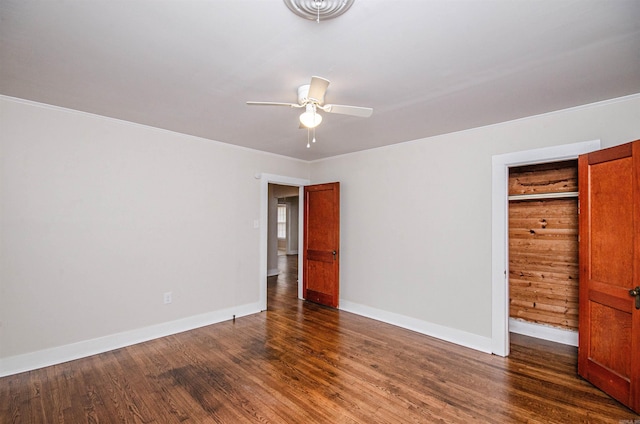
1,254,638,423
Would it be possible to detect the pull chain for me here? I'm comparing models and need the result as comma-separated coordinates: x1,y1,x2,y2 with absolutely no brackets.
306,127,317,148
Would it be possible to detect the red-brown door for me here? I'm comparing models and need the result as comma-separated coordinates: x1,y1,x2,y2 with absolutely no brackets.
303,182,340,308
578,140,640,413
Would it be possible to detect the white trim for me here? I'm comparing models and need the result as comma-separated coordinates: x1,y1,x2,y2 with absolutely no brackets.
0,95,309,164
340,300,493,354
259,173,310,311
5,93,637,164
267,268,280,277
491,140,601,357
509,318,578,347
310,93,639,164
0,302,260,377
508,191,578,201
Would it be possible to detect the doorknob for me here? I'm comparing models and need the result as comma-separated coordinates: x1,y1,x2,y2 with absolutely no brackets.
630,286,640,310
332,250,337,259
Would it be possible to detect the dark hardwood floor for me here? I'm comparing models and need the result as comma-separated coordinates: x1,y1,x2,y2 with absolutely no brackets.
1,254,638,423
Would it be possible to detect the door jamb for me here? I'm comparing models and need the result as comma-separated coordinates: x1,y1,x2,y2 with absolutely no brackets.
259,173,310,311
490,140,600,357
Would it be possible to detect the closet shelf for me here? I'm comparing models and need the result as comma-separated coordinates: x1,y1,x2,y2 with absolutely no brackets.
508,191,578,201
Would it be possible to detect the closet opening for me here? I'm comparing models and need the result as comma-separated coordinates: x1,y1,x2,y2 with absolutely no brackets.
507,160,579,347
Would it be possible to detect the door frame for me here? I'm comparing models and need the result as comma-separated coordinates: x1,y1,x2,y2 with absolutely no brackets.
259,173,310,311
491,140,600,356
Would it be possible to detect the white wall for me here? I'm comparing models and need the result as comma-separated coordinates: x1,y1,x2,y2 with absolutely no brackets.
2,93,638,374
0,97,308,373
310,95,640,351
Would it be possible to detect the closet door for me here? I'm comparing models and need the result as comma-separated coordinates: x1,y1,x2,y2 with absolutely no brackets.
578,140,639,413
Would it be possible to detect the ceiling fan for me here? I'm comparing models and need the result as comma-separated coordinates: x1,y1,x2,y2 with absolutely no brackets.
246,76,373,130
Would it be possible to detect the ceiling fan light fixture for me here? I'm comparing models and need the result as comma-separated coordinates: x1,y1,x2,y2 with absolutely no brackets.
299,105,322,128
284,0,355,22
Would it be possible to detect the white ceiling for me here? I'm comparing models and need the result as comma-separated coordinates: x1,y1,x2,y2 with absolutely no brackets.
1,0,639,161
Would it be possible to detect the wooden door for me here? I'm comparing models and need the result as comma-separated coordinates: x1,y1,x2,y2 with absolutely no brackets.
578,140,639,413
303,182,340,308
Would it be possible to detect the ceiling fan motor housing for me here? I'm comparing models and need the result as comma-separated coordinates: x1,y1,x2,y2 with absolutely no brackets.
298,84,322,105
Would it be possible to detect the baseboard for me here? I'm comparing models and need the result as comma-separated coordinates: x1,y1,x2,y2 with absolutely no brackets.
0,302,261,377
339,300,493,354
267,268,279,277
6,304,570,377
509,318,578,347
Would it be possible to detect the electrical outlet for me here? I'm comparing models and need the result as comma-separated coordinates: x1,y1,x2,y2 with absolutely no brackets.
164,292,172,304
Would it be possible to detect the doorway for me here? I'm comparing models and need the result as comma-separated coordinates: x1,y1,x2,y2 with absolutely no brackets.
258,174,309,311
267,184,300,309
507,160,579,346
491,140,601,356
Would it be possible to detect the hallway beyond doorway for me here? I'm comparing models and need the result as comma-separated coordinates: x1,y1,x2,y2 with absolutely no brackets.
267,254,298,311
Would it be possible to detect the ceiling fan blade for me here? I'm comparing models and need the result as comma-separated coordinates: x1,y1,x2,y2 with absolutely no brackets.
246,101,301,108
323,104,373,118
307,76,330,103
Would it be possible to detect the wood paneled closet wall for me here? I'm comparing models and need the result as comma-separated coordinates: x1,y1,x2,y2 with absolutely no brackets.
508,160,579,331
